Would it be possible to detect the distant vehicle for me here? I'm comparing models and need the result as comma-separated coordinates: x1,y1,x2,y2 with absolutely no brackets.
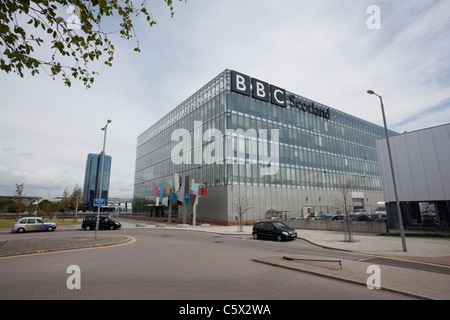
320,214,344,221
350,214,371,221
353,209,368,215
372,214,387,222
252,221,297,242
82,215,121,231
374,202,386,215
291,216,306,220
12,217,57,233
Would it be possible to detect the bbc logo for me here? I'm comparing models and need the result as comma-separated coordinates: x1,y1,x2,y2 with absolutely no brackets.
231,70,287,107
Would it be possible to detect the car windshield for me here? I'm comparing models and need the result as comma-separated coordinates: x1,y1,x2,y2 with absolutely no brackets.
272,221,288,228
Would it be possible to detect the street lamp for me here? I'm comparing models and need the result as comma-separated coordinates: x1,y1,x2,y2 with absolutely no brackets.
367,90,407,252
95,119,112,240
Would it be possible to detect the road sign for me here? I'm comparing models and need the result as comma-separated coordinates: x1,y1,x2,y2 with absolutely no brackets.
94,198,106,207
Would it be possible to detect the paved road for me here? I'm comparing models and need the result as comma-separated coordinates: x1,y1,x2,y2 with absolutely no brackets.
0,228,414,301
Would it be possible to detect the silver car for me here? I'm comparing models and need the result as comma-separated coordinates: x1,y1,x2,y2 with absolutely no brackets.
12,217,57,233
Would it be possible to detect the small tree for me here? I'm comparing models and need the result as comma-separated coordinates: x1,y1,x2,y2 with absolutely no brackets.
334,181,354,242
14,183,25,215
59,187,71,221
0,198,7,213
71,184,83,221
39,199,57,217
234,194,252,232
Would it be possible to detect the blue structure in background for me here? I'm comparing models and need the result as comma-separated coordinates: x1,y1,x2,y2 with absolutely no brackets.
83,152,112,211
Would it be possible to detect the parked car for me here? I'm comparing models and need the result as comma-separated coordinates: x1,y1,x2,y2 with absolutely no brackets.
350,214,372,221
371,214,387,222
320,214,344,221
12,217,57,233
82,215,121,231
252,221,297,241
291,216,306,220
353,209,368,215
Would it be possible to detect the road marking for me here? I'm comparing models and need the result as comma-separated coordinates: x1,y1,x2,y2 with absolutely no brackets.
0,236,136,260
342,250,450,270
375,255,450,270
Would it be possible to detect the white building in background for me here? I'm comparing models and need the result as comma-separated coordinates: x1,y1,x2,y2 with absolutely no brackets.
376,123,450,230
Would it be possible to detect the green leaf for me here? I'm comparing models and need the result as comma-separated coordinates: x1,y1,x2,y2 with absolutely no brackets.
0,24,9,34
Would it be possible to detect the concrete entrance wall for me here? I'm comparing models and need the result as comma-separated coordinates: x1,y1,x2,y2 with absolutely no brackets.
284,220,387,233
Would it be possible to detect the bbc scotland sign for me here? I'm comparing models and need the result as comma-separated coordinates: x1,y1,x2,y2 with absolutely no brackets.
230,70,330,120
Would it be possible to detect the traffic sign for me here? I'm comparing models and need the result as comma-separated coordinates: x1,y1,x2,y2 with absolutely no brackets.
94,198,106,207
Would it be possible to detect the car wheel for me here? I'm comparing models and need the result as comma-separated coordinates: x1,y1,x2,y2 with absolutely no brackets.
252,233,259,240
110,225,114,230
85,225,91,231
276,234,283,242
47,226,54,232
17,228,25,233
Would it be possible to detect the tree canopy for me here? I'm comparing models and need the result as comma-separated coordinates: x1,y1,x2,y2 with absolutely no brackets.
0,0,184,88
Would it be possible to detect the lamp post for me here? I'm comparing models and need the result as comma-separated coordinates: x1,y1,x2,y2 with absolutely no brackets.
95,119,112,240
367,90,407,252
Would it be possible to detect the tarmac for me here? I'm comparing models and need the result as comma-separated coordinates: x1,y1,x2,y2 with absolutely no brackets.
1,218,450,300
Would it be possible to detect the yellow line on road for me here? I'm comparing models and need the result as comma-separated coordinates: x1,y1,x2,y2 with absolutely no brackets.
342,250,450,270
0,236,136,260
375,255,450,270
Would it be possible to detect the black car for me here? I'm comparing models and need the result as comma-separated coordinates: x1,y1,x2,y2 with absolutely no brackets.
252,221,297,241
350,214,372,221
82,215,121,231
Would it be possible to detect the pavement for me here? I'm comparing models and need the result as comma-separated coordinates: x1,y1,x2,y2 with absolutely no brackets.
1,218,450,300
0,232,133,257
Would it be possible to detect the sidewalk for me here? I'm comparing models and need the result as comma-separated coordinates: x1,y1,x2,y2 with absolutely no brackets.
0,233,133,258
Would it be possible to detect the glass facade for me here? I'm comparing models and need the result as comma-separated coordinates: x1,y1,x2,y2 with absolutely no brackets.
134,70,394,220
83,152,112,211
134,71,228,200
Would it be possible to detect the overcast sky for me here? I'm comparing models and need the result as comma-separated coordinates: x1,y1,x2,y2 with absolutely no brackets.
1,0,449,199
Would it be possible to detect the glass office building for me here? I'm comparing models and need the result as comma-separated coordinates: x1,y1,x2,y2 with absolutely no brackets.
83,152,112,211
134,70,393,224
